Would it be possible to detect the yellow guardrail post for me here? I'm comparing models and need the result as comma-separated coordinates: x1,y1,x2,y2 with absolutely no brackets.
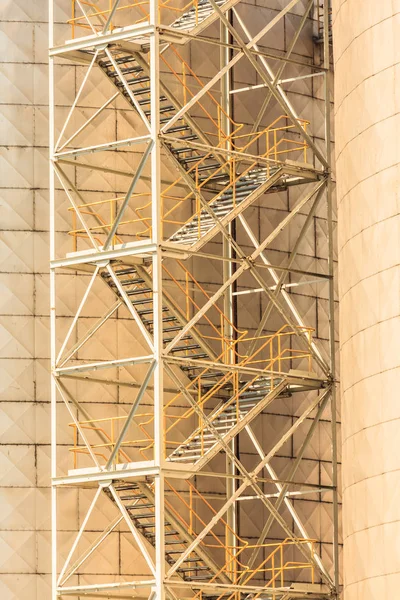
72,210,77,252
73,425,77,469
182,61,187,105
278,333,281,373
189,485,193,534
71,0,76,38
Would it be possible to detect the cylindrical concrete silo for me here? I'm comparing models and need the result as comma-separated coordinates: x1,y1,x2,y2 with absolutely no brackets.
333,3,400,598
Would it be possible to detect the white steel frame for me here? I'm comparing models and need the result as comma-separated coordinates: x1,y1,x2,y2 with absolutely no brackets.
49,0,338,599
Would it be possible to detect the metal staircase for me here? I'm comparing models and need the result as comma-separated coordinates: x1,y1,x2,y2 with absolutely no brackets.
92,45,316,251
167,166,284,250
101,263,216,362
107,480,231,585
168,375,285,464
53,2,337,597
100,263,307,471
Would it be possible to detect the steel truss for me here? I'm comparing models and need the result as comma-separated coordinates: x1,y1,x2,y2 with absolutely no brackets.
49,1,338,600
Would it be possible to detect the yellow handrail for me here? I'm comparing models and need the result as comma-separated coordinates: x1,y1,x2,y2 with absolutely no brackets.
69,321,315,466
67,115,309,251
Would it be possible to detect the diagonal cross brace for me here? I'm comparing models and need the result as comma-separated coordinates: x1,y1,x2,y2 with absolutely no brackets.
105,360,156,469
163,141,329,373
244,183,325,359
163,162,327,373
209,0,329,168
165,364,333,588
103,141,154,250
161,0,302,134
244,389,332,580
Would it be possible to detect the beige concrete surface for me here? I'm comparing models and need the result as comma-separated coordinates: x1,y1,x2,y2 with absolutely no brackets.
333,1,400,598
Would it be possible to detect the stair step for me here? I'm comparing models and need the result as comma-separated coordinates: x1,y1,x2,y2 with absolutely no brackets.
125,287,152,296
173,146,197,155
138,95,168,106
107,267,138,277
119,65,144,76
163,334,192,343
116,278,145,286
169,344,201,353
181,154,208,164
124,75,150,85
142,315,178,325
168,124,191,133
167,552,202,560
137,307,168,317
162,325,185,333
145,105,174,116
178,566,210,573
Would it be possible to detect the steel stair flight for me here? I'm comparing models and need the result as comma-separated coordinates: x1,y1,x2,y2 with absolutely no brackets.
83,44,317,254
100,263,310,473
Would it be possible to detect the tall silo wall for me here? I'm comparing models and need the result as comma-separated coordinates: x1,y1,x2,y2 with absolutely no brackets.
333,3,400,598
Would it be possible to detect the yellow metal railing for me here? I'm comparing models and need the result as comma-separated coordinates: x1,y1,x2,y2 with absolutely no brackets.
64,471,315,590
161,45,243,146
67,115,309,251
208,538,315,600
69,321,314,468
67,192,153,251
168,480,315,589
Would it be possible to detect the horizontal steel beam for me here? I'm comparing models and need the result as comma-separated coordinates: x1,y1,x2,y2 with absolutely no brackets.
51,242,154,269
55,355,154,375
54,134,151,159
50,23,153,56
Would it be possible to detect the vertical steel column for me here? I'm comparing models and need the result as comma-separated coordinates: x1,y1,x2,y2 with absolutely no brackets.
323,0,339,594
220,14,237,579
150,0,165,597
49,1,57,598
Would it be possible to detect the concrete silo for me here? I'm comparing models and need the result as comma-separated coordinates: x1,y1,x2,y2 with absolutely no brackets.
333,2,400,598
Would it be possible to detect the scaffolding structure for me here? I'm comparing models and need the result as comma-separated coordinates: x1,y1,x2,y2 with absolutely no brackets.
49,1,338,599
